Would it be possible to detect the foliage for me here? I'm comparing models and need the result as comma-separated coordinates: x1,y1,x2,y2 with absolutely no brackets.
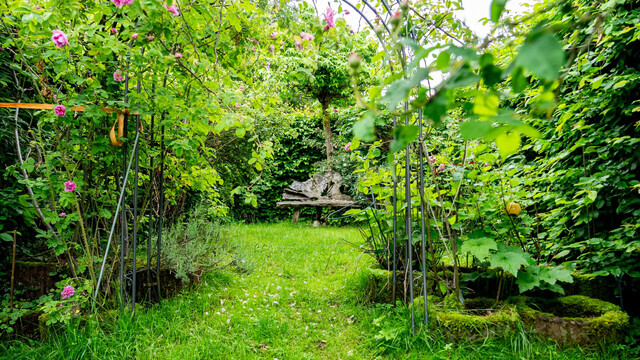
161,206,229,283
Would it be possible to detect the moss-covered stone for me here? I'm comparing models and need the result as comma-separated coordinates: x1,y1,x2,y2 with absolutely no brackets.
515,295,629,346
432,298,520,342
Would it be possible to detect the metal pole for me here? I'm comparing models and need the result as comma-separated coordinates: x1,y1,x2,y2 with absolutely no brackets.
131,48,144,318
418,108,429,326
405,106,415,334
147,84,155,302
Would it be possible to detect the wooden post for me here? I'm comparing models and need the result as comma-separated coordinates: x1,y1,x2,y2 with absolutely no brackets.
292,208,301,223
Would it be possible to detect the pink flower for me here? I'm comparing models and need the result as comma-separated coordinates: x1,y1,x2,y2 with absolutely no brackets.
111,28,117,34
54,105,66,116
240,86,244,91
113,71,124,82
345,9,350,15
269,44,275,54
300,32,313,41
484,162,490,166
64,181,76,192
350,29,354,34
51,30,69,48
345,142,351,151
333,109,338,113
36,5,41,10
147,34,154,41
164,2,179,15
59,212,66,217
265,62,270,71
294,40,302,50
324,8,335,31
111,0,134,8
131,33,138,40
428,155,436,163
436,164,446,173
61,285,75,299
270,33,277,39
235,102,241,108
175,52,183,58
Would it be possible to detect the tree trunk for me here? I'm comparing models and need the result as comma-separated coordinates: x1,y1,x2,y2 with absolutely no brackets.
321,100,333,161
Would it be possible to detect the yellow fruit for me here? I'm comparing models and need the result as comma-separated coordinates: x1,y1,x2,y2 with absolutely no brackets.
506,202,522,216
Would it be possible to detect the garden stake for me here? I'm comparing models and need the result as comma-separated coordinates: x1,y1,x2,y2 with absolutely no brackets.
147,83,155,303
10,230,16,313
417,108,429,327
92,128,141,312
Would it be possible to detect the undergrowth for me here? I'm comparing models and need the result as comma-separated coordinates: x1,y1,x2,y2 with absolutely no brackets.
0,223,635,359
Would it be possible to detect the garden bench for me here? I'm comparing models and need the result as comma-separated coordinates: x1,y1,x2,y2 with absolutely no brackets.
276,171,359,224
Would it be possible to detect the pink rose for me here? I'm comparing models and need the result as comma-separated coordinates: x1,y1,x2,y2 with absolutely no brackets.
35,5,41,10
113,71,124,82
147,34,154,41
270,33,277,39
131,33,138,40
428,155,436,163
54,105,66,116
164,2,179,15
345,10,350,15
51,30,69,48
111,28,117,34
111,0,134,8
61,285,75,299
174,52,183,58
294,40,302,50
300,32,313,41
333,109,338,113
269,44,275,54
59,212,66,217
324,8,335,31
235,102,241,108
345,142,351,151
64,181,76,192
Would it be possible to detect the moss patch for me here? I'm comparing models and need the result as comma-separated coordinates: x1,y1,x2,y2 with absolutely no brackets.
515,295,629,346
432,298,520,342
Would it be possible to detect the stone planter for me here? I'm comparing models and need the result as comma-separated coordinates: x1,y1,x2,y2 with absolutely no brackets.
431,297,521,342
516,295,629,346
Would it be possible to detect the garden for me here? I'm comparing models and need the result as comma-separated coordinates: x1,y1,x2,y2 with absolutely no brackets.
0,0,639,358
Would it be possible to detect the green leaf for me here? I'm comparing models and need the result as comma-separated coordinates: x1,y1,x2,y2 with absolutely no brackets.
389,125,419,154
459,237,497,261
490,248,528,276
436,51,450,71
516,269,541,293
516,33,565,80
422,91,451,126
490,0,508,22
460,120,493,140
0,233,13,242
511,66,528,93
473,93,499,116
235,127,246,138
495,131,521,158
353,113,376,142
381,68,429,110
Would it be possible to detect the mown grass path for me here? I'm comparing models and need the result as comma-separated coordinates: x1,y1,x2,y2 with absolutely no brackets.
2,223,629,359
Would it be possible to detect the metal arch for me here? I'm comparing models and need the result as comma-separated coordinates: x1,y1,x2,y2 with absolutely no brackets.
341,0,431,332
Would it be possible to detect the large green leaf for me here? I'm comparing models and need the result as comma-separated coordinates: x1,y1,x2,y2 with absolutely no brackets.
516,268,541,293
459,237,497,261
490,247,528,276
516,33,565,80
495,130,521,158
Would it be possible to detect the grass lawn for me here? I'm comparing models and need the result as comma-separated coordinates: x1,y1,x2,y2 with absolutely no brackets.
0,222,634,359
